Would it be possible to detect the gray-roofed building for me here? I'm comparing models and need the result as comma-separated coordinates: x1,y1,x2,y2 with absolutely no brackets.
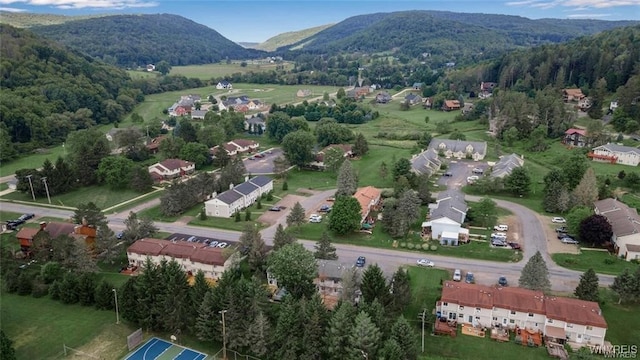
590,143,640,166
422,190,469,245
594,198,640,261
205,176,273,218
244,116,266,133
411,148,442,176
249,175,274,195
491,153,524,178
428,139,487,161
405,93,422,105
191,110,207,120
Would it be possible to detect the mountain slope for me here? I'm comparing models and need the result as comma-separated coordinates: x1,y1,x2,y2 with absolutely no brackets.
254,24,334,52
31,14,265,67
0,11,107,27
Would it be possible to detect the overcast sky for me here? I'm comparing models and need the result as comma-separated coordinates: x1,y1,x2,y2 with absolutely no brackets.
1,0,639,42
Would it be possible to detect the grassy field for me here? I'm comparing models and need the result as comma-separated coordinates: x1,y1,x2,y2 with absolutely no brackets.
0,146,66,177
189,201,268,231
0,211,22,222
552,250,639,275
1,185,151,210
127,70,159,79
170,61,295,79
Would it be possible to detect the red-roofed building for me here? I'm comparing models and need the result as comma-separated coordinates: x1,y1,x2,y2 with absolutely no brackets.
436,281,607,347
127,238,236,280
148,158,195,182
16,221,97,251
563,128,588,147
145,136,167,154
353,186,382,224
442,100,461,111
563,88,585,102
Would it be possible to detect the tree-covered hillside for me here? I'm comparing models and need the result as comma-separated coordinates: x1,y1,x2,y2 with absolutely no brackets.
279,10,637,64
31,14,265,67
0,24,142,160
0,11,106,28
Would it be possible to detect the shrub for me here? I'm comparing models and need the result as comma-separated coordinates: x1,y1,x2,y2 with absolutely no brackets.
422,243,430,251
199,210,207,221
399,242,407,248
430,245,438,251
282,182,288,191
266,191,274,201
31,283,49,298
603,258,615,265
407,243,415,250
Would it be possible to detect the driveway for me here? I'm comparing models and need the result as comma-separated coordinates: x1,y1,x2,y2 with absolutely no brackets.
243,148,283,175
437,159,489,189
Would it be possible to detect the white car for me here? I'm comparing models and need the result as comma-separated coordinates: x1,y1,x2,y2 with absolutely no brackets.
309,214,322,223
416,259,435,267
561,237,579,244
453,269,462,281
552,217,566,223
467,175,479,182
494,224,509,231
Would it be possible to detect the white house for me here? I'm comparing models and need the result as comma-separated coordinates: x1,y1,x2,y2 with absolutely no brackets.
428,138,487,161
148,159,195,182
126,238,235,280
594,198,640,261
590,144,640,166
204,176,273,218
422,190,468,245
437,281,607,348
216,81,233,90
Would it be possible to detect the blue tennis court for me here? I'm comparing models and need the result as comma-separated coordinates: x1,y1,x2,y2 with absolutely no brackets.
124,338,208,360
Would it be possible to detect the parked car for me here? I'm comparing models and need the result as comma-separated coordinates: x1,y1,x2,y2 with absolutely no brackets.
467,175,479,182
309,214,322,223
319,204,332,213
491,239,508,247
551,217,566,223
555,226,568,233
356,256,366,267
453,269,462,281
416,259,435,267
465,272,475,284
558,233,575,240
494,224,509,232
561,237,579,244
254,153,264,158
508,242,521,250
19,213,35,221
116,231,124,240
248,156,255,160
443,172,453,177
498,276,508,287
491,232,507,240
268,206,282,212
472,168,484,174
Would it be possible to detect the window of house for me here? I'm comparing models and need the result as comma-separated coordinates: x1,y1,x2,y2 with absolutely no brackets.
492,317,498,321
475,316,480,320
459,306,464,310
510,319,515,324
459,314,463,319
548,319,553,323
443,302,448,306
510,311,516,315
528,313,534,317
586,326,593,330
476,307,481,311
567,324,573,328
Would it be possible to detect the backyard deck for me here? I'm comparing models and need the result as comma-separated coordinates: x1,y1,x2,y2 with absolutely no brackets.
515,326,543,347
546,342,569,359
461,323,486,338
434,318,457,338
490,327,510,342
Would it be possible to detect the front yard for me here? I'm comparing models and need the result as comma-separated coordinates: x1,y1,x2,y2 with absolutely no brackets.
552,250,639,275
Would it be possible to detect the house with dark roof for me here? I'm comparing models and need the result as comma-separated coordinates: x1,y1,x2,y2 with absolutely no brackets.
315,260,360,309
127,238,235,280
412,82,423,90
376,92,392,104
428,138,487,161
216,81,232,90
479,82,496,99
589,143,640,166
491,154,524,178
244,116,266,133
405,93,422,105
148,159,195,182
410,148,442,176
204,176,274,218
146,135,167,154
594,198,640,261
436,281,607,348
422,190,468,245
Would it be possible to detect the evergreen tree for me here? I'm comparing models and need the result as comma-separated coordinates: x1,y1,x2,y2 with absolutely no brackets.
314,231,338,260
361,299,388,336
226,278,268,351
361,264,390,305
234,211,241,222
572,167,598,207
137,258,163,331
272,296,303,360
340,266,360,305
518,251,551,292
59,272,79,304
301,295,330,360
77,272,97,306
416,173,432,205
16,271,33,296
610,268,636,304
353,133,369,157
380,338,403,360
286,202,306,229
273,223,296,250
245,207,252,221
574,268,600,302
388,268,411,316
336,160,358,197
325,302,356,360
504,167,531,196
190,271,211,319
390,316,419,360
48,280,61,300
119,277,140,324
347,311,382,360
94,280,114,310
73,202,108,228
246,311,270,358
195,290,219,343
161,260,192,334
0,330,17,360
543,180,570,213
248,229,268,275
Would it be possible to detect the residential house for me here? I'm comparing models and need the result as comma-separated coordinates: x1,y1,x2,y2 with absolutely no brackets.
204,176,273,218
244,116,266,133
462,103,474,115
442,100,461,111
410,148,442,176
491,154,524,178
405,93,422,105
191,110,207,120
578,97,592,111
347,87,371,99
146,64,155,72
376,92,392,104
609,100,618,112
216,81,233,90
445,62,456,68
145,136,166,154
17,221,97,251
148,159,195,182
168,104,189,117
589,144,640,166
126,238,234,280
428,138,487,161
315,260,354,309
436,282,607,347
211,142,241,158
247,99,263,110
479,82,496,99
297,89,312,97
353,186,382,224
315,144,353,163
423,97,433,109
563,88,585,102
412,82,423,90
563,128,588,147
234,104,250,113
422,190,468,245
594,198,640,261
230,139,259,153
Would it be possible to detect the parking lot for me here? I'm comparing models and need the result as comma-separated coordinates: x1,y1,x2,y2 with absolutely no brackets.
243,147,283,175
437,160,490,189
164,233,239,249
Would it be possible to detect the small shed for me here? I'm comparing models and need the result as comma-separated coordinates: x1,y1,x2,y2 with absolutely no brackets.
440,231,459,246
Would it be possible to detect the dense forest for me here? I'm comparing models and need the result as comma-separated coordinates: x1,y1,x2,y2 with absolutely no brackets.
31,14,265,67
279,11,638,65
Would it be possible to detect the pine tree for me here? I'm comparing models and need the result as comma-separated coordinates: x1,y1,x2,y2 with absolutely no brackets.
379,161,388,180
325,302,356,360
286,201,306,229
574,268,599,302
390,316,419,360
518,251,551,292
353,133,369,157
248,230,268,275
388,268,411,316
161,260,192,334
247,311,271,357
137,258,163,331
273,223,296,250
0,330,17,360
190,271,211,319
120,277,140,324
301,295,330,360
195,290,219,342
59,272,79,304
94,280,114,310
610,268,636,304
340,267,360,305
225,278,267,350
361,264,390,305
347,311,382,360
572,167,598,207
273,296,303,360
380,338,403,360
234,211,241,222
314,231,338,260
336,160,358,196
16,272,33,296
361,299,388,336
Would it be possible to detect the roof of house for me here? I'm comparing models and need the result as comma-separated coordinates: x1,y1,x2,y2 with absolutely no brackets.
492,286,545,315
413,82,423,87
128,238,228,266
354,186,382,218
16,227,39,240
245,116,265,125
249,175,272,188
411,149,442,175
431,199,466,224
160,241,204,259
43,222,77,239
544,296,607,328
594,198,640,237
428,138,487,156
233,181,259,196
405,93,421,101
127,238,167,256
231,139,258,148
593,143,640,155
191,110,207,118
189,247,227,266
441,281,495,309
565,128,587,136
214,188,245,205
159,159,194,171
563,88,584,97
480,82,496,91
491,153,524,178
317,260,349,279
443,100,461,108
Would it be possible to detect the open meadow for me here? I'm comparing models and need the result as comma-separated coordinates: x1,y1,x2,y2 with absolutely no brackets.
170,61,295,79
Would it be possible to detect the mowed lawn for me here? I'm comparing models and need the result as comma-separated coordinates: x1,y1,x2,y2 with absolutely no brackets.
170,61,295,79
0,145,66,177
1,185,149,209
552,250,639,275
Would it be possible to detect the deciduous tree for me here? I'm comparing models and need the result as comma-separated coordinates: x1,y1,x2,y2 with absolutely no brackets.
504,167,531,196
566,206,593,235
579,214,613,247
323,147,347,174
328,196,362,235
267,243,317,300
574,268,599,302
518,251,551,292
282,130,315,167
572,167,598,207
123,211,158,244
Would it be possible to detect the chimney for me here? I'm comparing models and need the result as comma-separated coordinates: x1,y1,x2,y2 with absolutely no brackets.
245,176,249,183
39,222,47,230
229,183,234,190
82,217,88,226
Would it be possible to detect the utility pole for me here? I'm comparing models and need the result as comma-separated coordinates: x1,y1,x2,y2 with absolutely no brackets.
219,310,227,360
25,174,36,201
41,177,51,204
112,288,120,324
421,309,427,353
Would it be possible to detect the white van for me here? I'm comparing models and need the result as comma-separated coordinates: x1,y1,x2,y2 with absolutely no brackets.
494,224,509,232
491,232,507,240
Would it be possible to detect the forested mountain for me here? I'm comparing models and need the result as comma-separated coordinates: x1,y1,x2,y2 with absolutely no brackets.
0,24,142,159
0,11,106,27
278,10,637,63
31,14,265,67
